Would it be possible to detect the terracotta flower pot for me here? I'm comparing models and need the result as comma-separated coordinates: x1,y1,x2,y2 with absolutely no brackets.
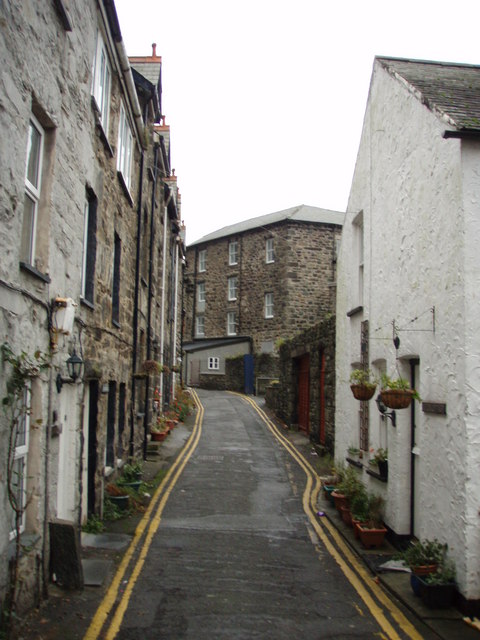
358,525,387,549
331,491,349,513
151,431,168,442
340,505,353,527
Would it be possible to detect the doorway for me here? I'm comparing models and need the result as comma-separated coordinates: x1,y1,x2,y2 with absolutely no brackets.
87,381,98,516
296,354,310,435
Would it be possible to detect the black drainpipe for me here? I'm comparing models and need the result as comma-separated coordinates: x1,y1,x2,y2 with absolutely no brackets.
143,141,159,460
409,357,420,536
130,147,145,458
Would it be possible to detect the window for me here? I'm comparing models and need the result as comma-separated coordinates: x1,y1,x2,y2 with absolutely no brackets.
117,104,133,191
10,386,30,539
198,249,206,272
92,31,111,133
81,189,97,304
197,282,206,303
229,240,238,265
228,276,238,301
21,116,44,265
265,292,274,318
353,213,364,307
227,311,237,336
196,315,205,337
266,238,275,263
117,383,126,457
208,357,219,370
112,232,121,325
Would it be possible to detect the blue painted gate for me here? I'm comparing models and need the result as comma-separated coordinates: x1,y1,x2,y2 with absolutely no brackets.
244,354,254,394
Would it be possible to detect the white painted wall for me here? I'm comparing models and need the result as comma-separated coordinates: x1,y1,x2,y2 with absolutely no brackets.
336,59,480,601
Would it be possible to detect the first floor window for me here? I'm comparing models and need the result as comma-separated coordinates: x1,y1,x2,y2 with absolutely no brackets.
10,386,30,539
112,232,121,325
106,381,116,468
228,276,238,301
208,357,219,370
265,292,274,318
21,116,44,265
81,189,97,304
196,315,205,337
197,282,206,303
227,311,237,335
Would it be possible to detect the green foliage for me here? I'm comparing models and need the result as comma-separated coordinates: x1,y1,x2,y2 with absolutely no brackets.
350,491,369,520
121,461,143,482
395,539,448,568
424,560,456,584
82,514,106,534
337,466,366,501
381,373,421,400
103,499,125,521
349,369,377,387
373,448,388,462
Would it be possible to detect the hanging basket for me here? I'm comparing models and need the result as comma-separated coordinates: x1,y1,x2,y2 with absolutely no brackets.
350,384,376,401
380,389,414,409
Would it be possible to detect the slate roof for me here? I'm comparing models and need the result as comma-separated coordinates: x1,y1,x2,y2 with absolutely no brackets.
189,204,345,247
377,57,480,131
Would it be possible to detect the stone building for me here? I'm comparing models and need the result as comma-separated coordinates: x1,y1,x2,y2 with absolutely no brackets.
183,205,343,392
335,56,480,611
0,0,183,618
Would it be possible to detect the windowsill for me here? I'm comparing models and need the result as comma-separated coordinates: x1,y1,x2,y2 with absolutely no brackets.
347,305,363,317
104,466,114,478
141,277,148,287
117,171,134,207
80,297,95,310
346,456,363,469
19,261,51,283
8,533,41,560
112,319,120,329
366,468,388,483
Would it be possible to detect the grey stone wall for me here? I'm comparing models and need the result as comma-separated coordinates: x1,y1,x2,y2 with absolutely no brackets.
266,315,336,454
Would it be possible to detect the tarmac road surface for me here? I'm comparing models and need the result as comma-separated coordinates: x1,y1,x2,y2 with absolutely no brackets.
84,389,433,640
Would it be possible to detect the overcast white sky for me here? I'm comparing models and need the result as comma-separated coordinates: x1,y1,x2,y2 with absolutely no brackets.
115,0,480,244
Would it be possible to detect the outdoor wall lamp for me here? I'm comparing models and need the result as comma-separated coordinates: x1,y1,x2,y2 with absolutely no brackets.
56,349,83,393
375,394,396,427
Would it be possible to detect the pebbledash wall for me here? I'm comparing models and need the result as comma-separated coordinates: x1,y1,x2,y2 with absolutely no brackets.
335,57,480,607
184,205,343,386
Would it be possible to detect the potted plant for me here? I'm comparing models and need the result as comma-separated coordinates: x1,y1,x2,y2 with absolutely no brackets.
380,374,420,409
372,448,388,479
118,461,143,491
357,494,387,548
349,369,377,401
350,491,370,539
105,482,130,511
151,415,170,441
347,445,361,459
395,538,447,595
334,467,366,526
417,560,456,608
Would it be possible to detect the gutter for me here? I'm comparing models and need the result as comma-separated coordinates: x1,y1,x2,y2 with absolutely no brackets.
443,129,480,140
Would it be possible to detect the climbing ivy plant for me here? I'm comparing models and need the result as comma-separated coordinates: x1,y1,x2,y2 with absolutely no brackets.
1,343,50,638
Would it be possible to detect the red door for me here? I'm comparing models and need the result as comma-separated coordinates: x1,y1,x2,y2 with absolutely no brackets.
297,354,310,435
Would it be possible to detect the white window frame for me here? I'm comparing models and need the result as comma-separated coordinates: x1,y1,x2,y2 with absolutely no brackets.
266,238,275,263
229,240,238,265
22,115,44,264
196,315,205,337
198,249,206,272
197,282,206,303
92,31,111,133
227,311,237,336
117,103,133,191
10,386,30,540
228,276,238,301
265,292,274,318
208,356,219,370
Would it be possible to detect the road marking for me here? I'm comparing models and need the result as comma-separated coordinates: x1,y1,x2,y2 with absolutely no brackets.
83,389,204,640
236,393,423,640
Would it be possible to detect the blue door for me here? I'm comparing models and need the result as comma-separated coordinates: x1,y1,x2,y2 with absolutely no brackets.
244,354,254,394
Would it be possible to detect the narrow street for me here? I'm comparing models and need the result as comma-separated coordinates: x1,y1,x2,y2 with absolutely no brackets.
78,389,437,640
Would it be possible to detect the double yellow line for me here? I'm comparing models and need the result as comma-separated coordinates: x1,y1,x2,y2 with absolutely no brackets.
237,393,423,640
84,389,204,640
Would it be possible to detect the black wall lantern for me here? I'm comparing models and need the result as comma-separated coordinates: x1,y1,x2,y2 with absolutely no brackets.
375,394,396,427
56,349,83,393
